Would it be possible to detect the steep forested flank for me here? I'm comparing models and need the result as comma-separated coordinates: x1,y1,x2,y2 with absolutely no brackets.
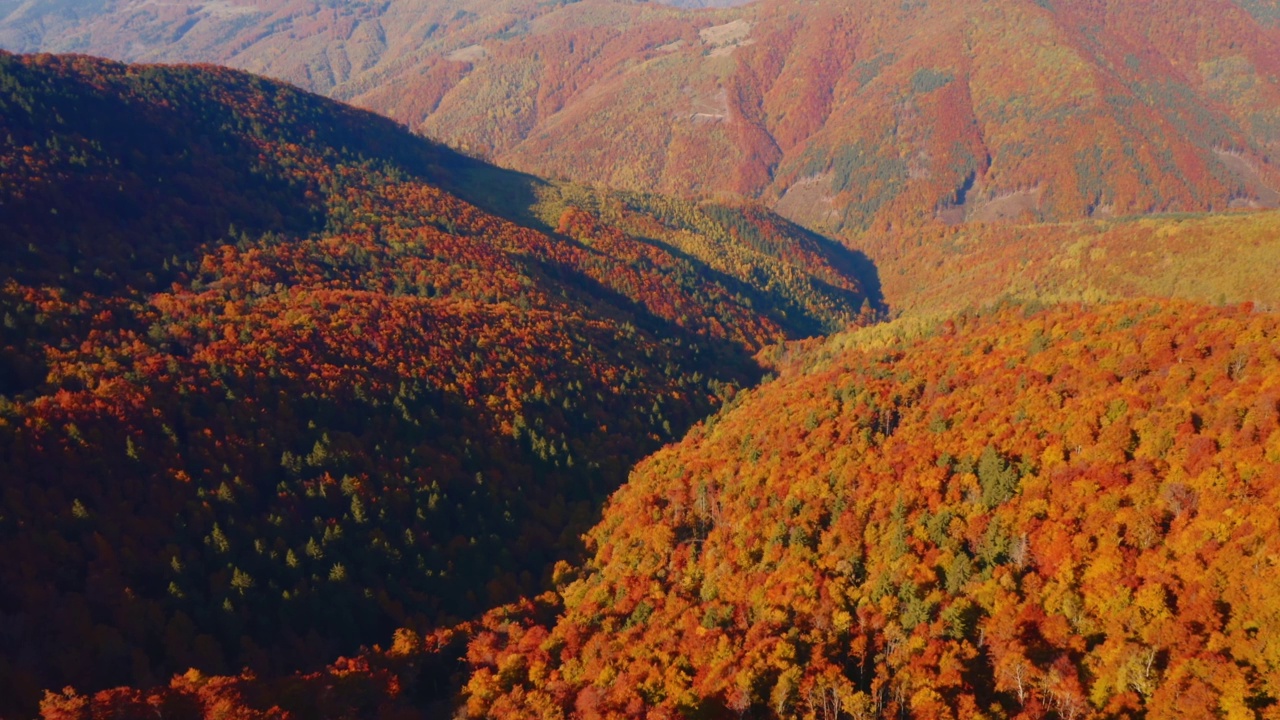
6,0,1280,231
459,301,1280,720
0,52,869,715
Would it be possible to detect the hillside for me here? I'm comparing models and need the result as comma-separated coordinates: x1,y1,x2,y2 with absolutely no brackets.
0,51,870,715
462,300,1280,719
6,0,1280,231
39,297,1280,719
857,210,1280,319
5,1,1280,715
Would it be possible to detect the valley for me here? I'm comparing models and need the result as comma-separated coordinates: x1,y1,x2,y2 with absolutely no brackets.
0,51,871,717
2,2,1280,719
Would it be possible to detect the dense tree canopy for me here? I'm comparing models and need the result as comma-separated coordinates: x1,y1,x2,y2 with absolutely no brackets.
462,300,1280,720
0,52,871,716
5,15,1280,716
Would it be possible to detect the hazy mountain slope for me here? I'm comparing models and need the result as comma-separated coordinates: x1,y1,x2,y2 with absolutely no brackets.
463,300,1280,719
853,210,1280,319
0,51,868,715
423,0,1280,231
0,0,676,98
7,0,1279,232
658,0,755,7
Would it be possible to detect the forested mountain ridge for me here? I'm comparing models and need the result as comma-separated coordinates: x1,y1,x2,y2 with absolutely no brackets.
5,0,1280,232
463,299,1280,719
0,51,871,716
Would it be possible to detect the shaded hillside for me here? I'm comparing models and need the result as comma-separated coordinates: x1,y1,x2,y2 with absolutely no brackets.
462,300,1280,719
7,0,1280,231
0,52,869,715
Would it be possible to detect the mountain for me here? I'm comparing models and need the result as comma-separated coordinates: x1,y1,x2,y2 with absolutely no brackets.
6,1,1280,716
38,290,1280,720
462,299,1280,719
858,210,1280,319
0,51,872,715
5,0,1280,231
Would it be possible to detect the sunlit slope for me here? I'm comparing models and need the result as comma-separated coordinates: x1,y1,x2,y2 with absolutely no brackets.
6,0,1280,232
464,300,1280,719
858,210,1280,319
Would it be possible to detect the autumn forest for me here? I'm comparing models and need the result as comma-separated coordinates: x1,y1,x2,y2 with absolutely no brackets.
2,0,1280,718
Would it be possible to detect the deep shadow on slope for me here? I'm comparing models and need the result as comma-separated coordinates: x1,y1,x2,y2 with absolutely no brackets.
783,216,887,316
618,229,868,338
0,53,808,718
0,52,545,293
0,54,326,293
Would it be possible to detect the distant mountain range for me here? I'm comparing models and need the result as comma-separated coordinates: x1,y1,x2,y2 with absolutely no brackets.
4,0,1280,231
